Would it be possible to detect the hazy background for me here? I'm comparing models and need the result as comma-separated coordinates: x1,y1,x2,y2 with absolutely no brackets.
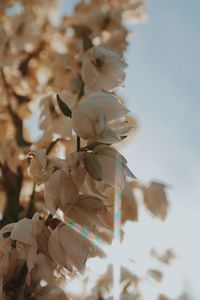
123,0,200,299
63,0,200,298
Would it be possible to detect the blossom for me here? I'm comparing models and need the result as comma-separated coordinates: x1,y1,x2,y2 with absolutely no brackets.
0,224,13,298
44,151,86,214
120,0,148,22
93,144,135,188
67,194,108,229
48,222,91,273
80,46,127,93
72,92,130,143
0,0,158,298
31,253,56,284
29,149,55,184
44,169,79,214
29,150,88,215
65,151,86,189
0,214,43,291
10,213,44,284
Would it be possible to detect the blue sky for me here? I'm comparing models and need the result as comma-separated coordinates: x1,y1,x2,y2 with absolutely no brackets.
124,0,200,204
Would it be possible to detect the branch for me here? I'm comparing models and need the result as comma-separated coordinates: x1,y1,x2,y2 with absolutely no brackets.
76,136,81,151
0,165,23,228
0,68,31,147
19,41,45,77
26,186,35,219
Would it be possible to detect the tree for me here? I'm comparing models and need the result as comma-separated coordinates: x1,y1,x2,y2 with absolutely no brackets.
0,1,170,299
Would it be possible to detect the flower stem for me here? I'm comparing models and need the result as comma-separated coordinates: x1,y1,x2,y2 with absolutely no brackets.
77,136,81,151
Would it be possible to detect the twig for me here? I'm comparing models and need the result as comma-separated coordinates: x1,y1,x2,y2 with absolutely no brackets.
76,136,81,151
46,138,60,155
26,186,35,218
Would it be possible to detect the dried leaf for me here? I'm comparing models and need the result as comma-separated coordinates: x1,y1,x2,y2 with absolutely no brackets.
143,182,169,220
151,248,175,265
148,269,163,283
121,182,138,223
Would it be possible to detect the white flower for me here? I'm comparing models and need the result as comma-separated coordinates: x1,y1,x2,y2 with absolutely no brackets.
0,224,13,295
65,151,86,189
80,46,127,93
72,92,129,143
93,145,135,188
67,194,107,229
31,253,55,284
29,150,88,215
10,213,43,284
121,0,148,23
48,223,91,273
29,149,55,184
44,170,79,215
0,215,43,290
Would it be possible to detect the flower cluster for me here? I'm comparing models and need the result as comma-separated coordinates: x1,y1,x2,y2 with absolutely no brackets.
0,0,170,300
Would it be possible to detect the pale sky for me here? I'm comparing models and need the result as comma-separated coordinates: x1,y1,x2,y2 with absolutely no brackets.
122,0,200,299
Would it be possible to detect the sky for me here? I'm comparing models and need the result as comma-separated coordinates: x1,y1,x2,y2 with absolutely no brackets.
121,0,200,299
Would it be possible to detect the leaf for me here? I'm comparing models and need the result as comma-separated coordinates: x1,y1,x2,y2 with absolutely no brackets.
151,248,175,265
56,94,72,118
121,181,138,223
143,182,169,220
83,152,102,181
148,269,163,283
123,163,136,179
158,295,169,300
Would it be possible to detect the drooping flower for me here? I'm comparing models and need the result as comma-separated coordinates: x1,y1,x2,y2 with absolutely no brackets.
0,224,14,299
44,169,79,214
67,194,108,229
10,213,44,284
44,151,86,214
29,149,55,184
48,222,91,273
72,92,130,143
0,214,44,291
80,46,127,93
93,144,135,188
